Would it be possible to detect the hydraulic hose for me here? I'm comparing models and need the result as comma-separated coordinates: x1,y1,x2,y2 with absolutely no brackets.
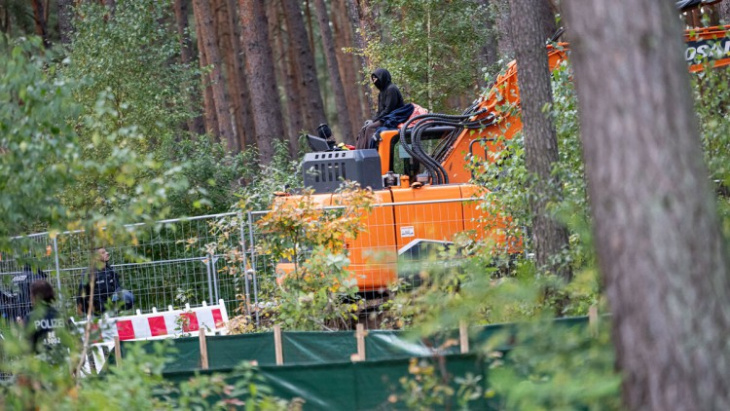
399,109,491,185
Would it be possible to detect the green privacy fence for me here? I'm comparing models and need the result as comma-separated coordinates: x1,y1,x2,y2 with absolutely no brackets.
163,353,489,410
112,317,590,410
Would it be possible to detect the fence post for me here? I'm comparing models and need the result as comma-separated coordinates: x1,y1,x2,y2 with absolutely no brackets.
199,330,209,370
202,257,214,305
52,237,62,300
209,254,220,302
459,321,469,354
273,325,283,365
356,324,366,361
589,305,599,337
247,211,260,327
238,212,252,318
114,336,122,366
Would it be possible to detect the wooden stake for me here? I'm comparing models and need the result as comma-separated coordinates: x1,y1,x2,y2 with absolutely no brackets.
199,330,209,370
459,321,469,354
588,305,599,337
114,336,122,366
356,323,366,361
273,325,283,365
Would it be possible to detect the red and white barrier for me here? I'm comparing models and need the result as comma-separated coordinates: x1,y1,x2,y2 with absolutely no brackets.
73,300,229,375
113,300,229,341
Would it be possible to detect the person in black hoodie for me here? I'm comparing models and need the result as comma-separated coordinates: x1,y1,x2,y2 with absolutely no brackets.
356,68,406,150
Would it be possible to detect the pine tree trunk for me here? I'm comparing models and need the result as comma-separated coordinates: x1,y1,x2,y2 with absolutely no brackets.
193,5,219,139
193,0,236,152
344,0,374,120
496,0,514,58
226,0,256,149
313,0,354,144
268,0,299,157
563,1,730,409
510,0,571,280
174,0,206,135
238,0,285,165
279,7,306,156
215,0,244,152
282,0,327,132
536,0,556,41
332,0,365,136
477,0,500,86
30,0,50,48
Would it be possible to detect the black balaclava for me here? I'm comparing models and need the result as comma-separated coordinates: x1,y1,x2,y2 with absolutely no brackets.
372,68,392,91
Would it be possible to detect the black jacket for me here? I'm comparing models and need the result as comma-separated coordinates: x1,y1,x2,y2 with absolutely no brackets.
78,263,119,313
372,68,405,122
25,303,64,354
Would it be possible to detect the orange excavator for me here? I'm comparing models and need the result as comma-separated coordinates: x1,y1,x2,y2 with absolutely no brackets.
275,24,730,293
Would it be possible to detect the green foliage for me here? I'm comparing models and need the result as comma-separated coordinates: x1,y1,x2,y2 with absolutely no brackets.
216,184,374,331
368,0,491,112
0,329,294,410
692,66,730,237
488,321,621,410
253,184,375,330
0,36,79,242
64,0,195,146
394,357,483,410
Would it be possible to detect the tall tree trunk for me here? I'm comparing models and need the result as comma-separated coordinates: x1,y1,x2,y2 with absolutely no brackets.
305,0,315,58
313,0,354,144
193,0,237,151
495,0,514,58
536,0,556,41
282,0,327,133
30,0,50,48
215,0,244,152
267,0,297,157
564,1,730,409
174,0,206,135
193,4,219,138
279,8,306,155
344,0,374,119
332,0,365,135
226,0,256,149
477,0,500,87
510,0,571,280
239,0,285,165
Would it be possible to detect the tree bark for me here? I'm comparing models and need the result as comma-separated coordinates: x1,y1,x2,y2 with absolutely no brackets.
193,4,219,138
510,0,571,280
30,0,50,48
279,7,306,155
495,0,514,58
215,0,244,152
477,0,500,87
226,0,256,149
282,0,327,132
344,0,374,119
332,0,365,135
174,0,206,135
535,0,557,41
193,0,237,152
313,0,354,144
239,0,285,165
563,0,730,409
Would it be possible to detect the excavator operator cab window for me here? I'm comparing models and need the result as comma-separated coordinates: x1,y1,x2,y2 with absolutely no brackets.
389,126,456,182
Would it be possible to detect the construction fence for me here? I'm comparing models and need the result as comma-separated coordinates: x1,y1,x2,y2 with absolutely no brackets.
0,197,508,329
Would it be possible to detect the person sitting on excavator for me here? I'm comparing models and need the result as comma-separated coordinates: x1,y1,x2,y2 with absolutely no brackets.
356,68,410,150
